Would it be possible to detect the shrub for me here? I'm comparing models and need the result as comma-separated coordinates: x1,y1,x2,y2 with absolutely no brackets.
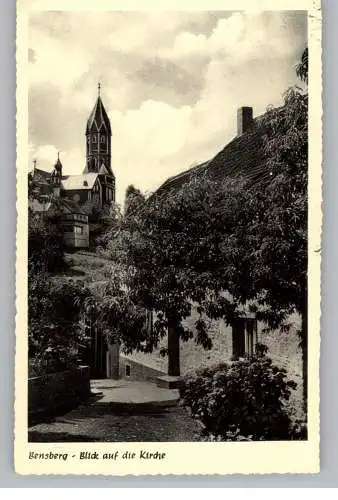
28,276,92,375
28,209,65,275
181,345,299,441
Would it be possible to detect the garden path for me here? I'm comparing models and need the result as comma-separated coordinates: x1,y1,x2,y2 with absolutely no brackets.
28,379,201,442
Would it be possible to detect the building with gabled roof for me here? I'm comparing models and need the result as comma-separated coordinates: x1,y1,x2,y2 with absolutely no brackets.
30,84,116,210
155,106,268,197
107,105,303,421
29,85,116,248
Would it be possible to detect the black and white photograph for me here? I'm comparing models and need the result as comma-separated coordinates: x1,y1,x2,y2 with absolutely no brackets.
15,0,321,476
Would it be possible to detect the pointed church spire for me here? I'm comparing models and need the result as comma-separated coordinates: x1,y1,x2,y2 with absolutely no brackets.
86,86,111,135
55,151,62,169
85,84,113,175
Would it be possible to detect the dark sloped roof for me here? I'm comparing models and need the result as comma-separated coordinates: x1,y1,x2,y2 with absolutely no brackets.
31,167,52,183
155,116,270,196
60,198,88,216
86,96,112,134
156,161,211,194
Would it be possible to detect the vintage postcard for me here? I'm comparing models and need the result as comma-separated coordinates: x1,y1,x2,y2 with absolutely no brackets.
15,0,322,475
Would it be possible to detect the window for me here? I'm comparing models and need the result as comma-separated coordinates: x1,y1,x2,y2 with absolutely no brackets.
74,225,83,235
92,135,97,142
100,136,105,143
107,188,113,201
232,317,257,359
125,364,131,377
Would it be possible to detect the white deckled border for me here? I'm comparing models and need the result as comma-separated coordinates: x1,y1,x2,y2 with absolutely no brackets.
14,0,322,476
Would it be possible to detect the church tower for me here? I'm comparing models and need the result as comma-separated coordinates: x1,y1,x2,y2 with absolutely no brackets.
50,152,63,197
84,83,115,204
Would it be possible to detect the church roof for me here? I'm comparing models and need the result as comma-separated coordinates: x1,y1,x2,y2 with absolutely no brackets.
31,167,52,183
61,173,98,191
86,95,112,135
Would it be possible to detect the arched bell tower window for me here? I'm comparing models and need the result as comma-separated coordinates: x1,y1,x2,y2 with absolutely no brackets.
101,136,105,143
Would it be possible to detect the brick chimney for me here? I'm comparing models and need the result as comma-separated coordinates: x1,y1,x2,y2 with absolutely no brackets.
237,106,253,135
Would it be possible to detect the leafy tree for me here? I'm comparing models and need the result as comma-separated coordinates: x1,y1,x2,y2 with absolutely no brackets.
296,47,308,84
81,200,121,249
82,272,162,356
100,48,308,411
28,208,65,275
29,277,92,375
105,177,247,375
28,206,92,375
181,47,308,410
124,184,146,216
226,47,308,410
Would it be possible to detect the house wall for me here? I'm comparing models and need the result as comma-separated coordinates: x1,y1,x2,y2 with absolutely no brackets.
119,355,166,383
182,310,303,418
260,315,303,419
118,307,303,417
61,214,89,248
63,231,89,248
180,309,302,373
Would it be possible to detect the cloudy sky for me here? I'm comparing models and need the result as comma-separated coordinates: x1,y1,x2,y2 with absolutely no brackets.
28,10,307,206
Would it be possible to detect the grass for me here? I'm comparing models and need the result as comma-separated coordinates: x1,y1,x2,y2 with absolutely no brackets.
52,249,114,285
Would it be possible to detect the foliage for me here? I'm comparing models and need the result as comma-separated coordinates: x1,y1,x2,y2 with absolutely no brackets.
216,47,308,410
95,48,308,393
242,83,308,327
105,177,248,354
124,184,146,216
191,47,308,334
296,47,308,84
180,346,300,441
28,208,65,275
28,206,92,375
81,269,167,355
81,200,121,249
28,276,92,375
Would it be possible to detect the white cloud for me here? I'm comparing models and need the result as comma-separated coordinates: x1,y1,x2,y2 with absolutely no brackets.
30,145,84,176
29,33,90,89
164,12,304,62
28,11,307,206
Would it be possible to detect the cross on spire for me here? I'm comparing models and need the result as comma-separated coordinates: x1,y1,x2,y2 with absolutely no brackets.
33,159,37,170
98,82,101,96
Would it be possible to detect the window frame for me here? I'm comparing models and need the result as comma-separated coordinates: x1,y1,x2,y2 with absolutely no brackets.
232,317,257,359
74,225,84,235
